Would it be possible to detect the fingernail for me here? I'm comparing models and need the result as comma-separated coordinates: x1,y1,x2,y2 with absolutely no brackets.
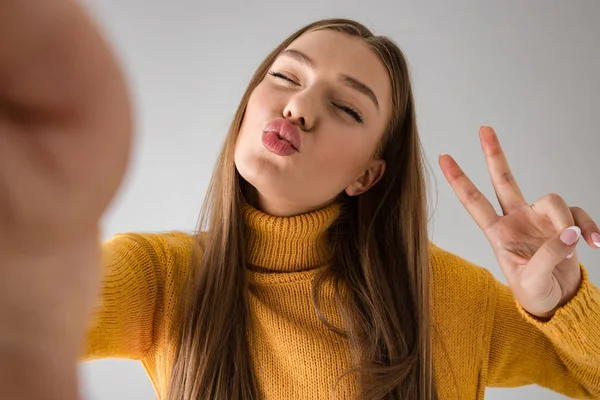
560,226,581,246
566,252,574,259
591,232,600,248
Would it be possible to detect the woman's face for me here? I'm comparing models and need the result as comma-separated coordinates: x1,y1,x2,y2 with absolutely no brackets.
234,29,392,216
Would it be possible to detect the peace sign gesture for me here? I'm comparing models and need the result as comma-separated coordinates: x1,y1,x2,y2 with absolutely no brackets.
439,126,599,319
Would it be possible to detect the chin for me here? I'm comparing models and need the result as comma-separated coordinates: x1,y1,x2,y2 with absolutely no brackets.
237,161,285,197
235,156,307,211
234,146,341,212
236,134,295,177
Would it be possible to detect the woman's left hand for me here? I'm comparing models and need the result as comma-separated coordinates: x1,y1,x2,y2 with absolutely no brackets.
439,126,600,319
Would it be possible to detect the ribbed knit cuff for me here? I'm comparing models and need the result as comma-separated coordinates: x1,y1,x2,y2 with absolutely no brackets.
516,264,600,354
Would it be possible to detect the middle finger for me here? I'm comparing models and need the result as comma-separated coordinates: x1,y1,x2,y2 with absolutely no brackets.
480,126,527,214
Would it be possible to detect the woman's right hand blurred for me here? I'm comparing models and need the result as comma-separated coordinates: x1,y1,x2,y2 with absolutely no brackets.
0,0,133,373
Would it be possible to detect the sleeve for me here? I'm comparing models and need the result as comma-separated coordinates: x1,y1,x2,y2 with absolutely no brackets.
79,233,162,361
484,264,600,399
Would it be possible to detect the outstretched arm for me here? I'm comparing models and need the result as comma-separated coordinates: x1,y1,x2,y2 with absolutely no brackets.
0,0,132,399
439,125,600,397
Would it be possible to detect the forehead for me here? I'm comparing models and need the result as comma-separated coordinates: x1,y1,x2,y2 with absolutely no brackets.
281,30,392,113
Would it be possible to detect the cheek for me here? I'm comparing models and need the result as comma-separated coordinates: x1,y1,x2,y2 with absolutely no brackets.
245,83,278,122
311,135,375,181
238,84,280,143
234,85,279,169
237,89,267,146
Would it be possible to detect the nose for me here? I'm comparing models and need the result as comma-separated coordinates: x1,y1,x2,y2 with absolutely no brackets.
283,92,317,131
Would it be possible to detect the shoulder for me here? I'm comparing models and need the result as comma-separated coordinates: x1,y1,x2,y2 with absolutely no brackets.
429,242,495,292
428,242,498,340
102,231,200,280
104,231,196,251
104,231,197,256
428,243,502,383
428,242,498,310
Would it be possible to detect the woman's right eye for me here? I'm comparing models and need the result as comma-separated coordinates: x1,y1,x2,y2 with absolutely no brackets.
268,71,299,85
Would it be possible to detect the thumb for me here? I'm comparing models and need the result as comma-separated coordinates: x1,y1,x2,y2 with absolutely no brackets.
527,225,581,279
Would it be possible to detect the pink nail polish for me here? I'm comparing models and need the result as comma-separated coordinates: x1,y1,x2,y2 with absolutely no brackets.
560,226,581,246
592,232,600,248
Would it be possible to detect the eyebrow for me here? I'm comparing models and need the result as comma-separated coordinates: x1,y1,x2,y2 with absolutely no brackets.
280,49,380,111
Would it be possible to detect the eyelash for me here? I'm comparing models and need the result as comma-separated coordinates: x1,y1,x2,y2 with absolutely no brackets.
337,104,363,124
268,71,296,84
267,71,364,124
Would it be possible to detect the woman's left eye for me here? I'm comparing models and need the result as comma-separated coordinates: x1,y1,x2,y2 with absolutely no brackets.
334,104,364,123
268,71,299,85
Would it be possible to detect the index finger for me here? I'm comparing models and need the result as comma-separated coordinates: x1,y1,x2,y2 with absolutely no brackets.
439,153,500,231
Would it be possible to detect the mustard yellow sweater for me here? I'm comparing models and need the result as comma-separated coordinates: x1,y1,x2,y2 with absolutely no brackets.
83,201,600,399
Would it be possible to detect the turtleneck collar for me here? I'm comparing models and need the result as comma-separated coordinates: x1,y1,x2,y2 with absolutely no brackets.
241,201,341,273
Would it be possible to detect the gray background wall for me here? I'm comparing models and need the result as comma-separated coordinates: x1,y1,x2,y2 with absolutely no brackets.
79,0,600,398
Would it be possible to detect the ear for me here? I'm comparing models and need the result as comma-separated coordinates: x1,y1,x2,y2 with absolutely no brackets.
345,159,386,197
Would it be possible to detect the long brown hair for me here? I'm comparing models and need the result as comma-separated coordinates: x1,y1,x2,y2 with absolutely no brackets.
166,19,437,399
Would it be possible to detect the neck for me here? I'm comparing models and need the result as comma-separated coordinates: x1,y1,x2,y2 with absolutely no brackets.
241,199,341,273
244,185,339,217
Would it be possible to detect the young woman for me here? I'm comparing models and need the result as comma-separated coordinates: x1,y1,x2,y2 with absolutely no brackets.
1,1,599,399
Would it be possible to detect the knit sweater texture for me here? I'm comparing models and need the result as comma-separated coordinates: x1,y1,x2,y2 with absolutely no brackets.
83,201,600,399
